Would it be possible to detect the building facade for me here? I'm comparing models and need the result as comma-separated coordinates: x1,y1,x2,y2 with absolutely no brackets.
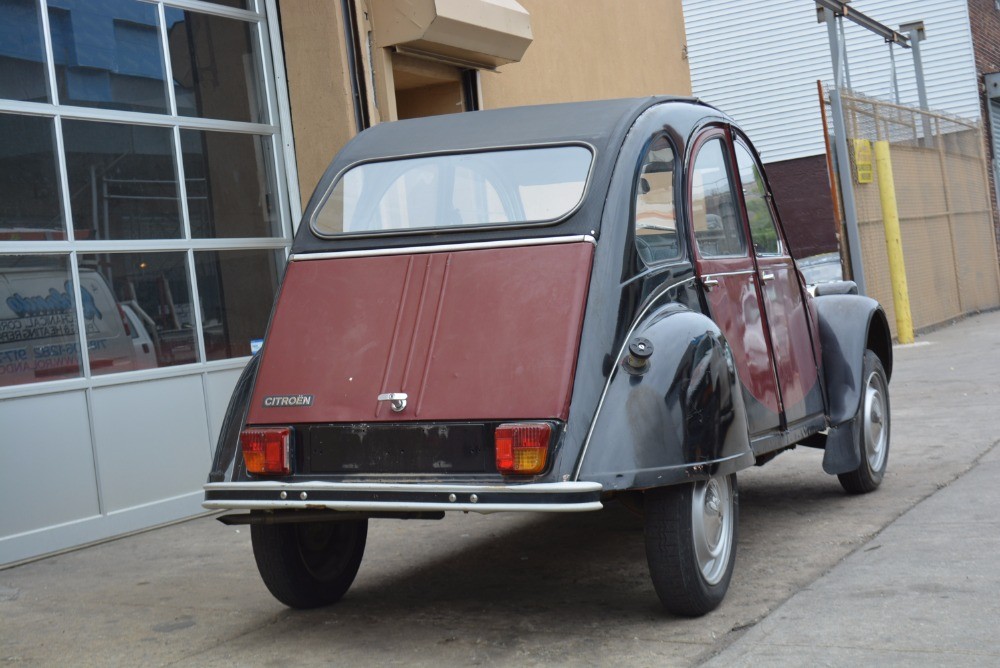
682,0,999,257
0,0,691,565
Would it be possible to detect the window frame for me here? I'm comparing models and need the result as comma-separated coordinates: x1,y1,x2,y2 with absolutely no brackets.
630,132,683,268
308,142,597,240
686,127,749,261
731,135,785,258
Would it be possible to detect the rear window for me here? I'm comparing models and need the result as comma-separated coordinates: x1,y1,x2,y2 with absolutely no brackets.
311,145,593,237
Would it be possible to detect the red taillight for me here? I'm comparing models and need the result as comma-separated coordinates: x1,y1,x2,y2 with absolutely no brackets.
240,427,292,475
495,423,551,475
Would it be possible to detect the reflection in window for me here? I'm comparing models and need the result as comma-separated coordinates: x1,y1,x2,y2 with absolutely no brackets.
195,250,282,360
0,0,50,102
634,135,679,265
691,138,745,258
734,143,782,255
182,130,281,238
166,8,265,124
0,255,82,386
79,251,196,374
0,114,63,239
63,119,182,240
49,0,169,113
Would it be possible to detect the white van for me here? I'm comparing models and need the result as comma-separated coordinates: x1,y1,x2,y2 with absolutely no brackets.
0,266,139,386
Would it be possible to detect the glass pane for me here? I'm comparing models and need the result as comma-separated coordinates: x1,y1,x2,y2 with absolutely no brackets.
195,249,282,360
734,143,782,256
0,254,81,386
63,119,182,240
181,130,281,237
634,135,679,264
79,251,197,373
0,114,64,239
198,0,252,8
691,138,745,258
0,0,50,102
48,0,169,113
314,146,592,236
165,8,266,123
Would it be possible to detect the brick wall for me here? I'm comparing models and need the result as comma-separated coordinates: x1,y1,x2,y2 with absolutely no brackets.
765,154,840,259
968,0,1000,245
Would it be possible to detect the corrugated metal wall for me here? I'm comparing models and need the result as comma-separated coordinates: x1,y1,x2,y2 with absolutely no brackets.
682,0,980,163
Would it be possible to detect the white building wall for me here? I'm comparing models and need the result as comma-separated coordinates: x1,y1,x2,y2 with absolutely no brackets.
682,0,980,163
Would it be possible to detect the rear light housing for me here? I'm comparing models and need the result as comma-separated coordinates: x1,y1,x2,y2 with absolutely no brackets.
241,427,292,475
495,422,551,475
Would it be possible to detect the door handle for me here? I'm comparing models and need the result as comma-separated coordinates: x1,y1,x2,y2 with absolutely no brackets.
702,277,719,291
760,272,775,283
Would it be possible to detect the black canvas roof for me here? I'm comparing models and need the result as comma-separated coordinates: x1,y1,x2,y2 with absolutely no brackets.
292,96,707,253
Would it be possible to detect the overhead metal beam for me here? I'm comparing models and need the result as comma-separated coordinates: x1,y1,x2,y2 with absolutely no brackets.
814,0,910,47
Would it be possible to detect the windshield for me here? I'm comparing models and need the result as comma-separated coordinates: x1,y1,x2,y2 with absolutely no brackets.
311,145,593,237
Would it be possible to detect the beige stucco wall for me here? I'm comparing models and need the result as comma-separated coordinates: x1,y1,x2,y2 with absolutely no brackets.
278,0,692,206
277,0,357,206
479,0,691,108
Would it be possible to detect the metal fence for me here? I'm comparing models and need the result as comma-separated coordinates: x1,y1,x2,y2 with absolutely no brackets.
823,86,1000,336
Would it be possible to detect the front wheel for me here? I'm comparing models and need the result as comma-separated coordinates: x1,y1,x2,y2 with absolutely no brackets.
644,474,738,616
838,350,890,495
251,517,368,609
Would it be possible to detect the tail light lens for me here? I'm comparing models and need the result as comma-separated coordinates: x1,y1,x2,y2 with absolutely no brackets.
241,427,292,475
495,423,551,474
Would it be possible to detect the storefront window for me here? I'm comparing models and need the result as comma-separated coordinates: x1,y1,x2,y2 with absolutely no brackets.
0,254,81,386
165,7,266,124
64,119,182,241
195,249,282,360
0,0,50,103
182,130,281,238
0,113,63,239
49,0,170,114
79,251,196,374
1,0,290,385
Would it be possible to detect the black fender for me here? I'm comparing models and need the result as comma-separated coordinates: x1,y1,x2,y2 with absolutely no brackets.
813,294,892,474
208,354,260,483
577,305,754,491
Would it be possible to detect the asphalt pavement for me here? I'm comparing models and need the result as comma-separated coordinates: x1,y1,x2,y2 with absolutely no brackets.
2,310,999,667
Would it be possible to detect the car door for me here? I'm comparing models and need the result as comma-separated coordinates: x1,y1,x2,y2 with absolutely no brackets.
732,135,824,426
688,128,781,436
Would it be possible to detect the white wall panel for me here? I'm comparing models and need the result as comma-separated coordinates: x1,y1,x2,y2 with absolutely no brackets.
683,0,979,163
0,390,100,538
90,376,212,513
204,364,245,456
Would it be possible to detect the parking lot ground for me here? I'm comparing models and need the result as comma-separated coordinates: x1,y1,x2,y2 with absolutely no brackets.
2,310,999,667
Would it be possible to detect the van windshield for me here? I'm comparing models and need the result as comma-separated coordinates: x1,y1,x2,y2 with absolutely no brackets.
311,145,592,237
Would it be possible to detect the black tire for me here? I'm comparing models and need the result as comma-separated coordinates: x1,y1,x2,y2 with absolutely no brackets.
644,474,738,617
251,518,367,609
838,350,890,495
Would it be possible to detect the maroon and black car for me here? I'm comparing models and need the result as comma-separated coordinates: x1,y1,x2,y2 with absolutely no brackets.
204,97,892,617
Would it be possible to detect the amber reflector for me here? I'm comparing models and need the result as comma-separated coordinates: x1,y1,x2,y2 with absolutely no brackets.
495,423,551,474
240,427,292,475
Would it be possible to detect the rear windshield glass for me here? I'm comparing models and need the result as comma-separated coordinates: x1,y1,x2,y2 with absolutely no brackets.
311,145,592,237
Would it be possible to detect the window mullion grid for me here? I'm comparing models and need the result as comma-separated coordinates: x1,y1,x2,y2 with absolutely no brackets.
256,6,293,243
38,0,59,107
264,0,303,232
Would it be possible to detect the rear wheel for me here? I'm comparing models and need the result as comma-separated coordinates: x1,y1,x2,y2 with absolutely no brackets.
251,517,367,609
838,350,890,495
644,473,738,616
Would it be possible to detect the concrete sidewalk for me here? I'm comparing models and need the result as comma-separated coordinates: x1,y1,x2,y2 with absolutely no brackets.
706,441,1000,667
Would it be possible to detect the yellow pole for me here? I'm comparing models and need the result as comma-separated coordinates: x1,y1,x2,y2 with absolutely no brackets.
874,140,914,344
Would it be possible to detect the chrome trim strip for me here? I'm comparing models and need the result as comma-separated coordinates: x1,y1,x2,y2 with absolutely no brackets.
290,235,597,261
205,480,601,493
572,276,698,480
703,269,755,278
203,500,603,514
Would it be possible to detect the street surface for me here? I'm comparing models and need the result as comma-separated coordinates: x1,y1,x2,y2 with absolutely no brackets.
2,311,999,666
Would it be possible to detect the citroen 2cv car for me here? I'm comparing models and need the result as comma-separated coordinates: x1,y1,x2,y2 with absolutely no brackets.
204,97,892,617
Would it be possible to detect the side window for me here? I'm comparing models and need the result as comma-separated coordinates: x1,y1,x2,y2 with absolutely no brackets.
633,135,679,264
690,137,746,257
734,142,782,255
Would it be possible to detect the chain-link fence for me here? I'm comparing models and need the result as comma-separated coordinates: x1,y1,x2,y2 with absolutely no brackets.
823,85,1000,336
